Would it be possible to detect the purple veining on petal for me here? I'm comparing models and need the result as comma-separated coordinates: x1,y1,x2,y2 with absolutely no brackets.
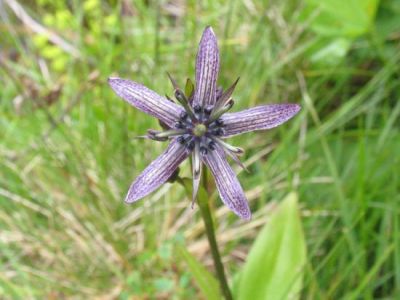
221,104,301,137
193,26,220,108
203,146,251,220
125,140,189,203
108,77,184,128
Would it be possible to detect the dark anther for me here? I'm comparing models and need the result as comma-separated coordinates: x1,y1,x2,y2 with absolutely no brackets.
208,141,216,150
193,104,202,113
186,139,195,150
177,136,185,144
214,128,225,136
215,118,224,126
204,106,212,115
200,146,208,156
174,122,185,129
179,111,188,120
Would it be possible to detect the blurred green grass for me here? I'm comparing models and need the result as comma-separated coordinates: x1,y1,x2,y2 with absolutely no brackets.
1,0,399,298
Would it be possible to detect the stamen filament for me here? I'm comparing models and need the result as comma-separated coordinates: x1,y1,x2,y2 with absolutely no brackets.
225,149,249,172
211,137,244,155
148,129,186,139
210,137,248,171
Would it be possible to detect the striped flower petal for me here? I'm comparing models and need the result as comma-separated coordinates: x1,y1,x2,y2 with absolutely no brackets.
203,146,251,220
221,104,301,137
125,140,189,203
193,26,220,108
108,77,184,128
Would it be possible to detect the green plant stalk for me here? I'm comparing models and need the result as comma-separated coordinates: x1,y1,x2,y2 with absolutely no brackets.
198,170,233,300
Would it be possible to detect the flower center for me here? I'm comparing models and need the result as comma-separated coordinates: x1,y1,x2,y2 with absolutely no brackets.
193,124,207,137
148,103,232,156
171,106,225,155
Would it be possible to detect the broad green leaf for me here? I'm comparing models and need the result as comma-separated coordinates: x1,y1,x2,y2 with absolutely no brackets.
236,192,307,300
177,245,222,300
305,0,380,38
309,37,352,64
376,0,400,39
302,0,379,65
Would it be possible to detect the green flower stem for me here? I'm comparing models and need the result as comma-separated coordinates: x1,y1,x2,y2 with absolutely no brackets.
198,170,233,300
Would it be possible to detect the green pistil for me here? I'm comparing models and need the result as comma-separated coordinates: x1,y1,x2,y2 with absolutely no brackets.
193,124,207,137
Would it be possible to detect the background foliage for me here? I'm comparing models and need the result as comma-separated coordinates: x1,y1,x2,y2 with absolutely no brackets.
1,0,399,298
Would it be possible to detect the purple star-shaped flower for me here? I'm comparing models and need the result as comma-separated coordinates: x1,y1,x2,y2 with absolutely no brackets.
108,26,300,220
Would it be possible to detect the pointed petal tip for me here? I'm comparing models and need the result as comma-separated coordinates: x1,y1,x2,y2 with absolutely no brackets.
107,76,120,84
124,194,137,204
204,25,214,33
203,26,217,40
283,103,301,114
241,212,252,221
204,147,252,221
290,103,302,118
231,204,252,221
124,187,144,204
108,77,125,90
287,103,301,117
234,204,252,220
